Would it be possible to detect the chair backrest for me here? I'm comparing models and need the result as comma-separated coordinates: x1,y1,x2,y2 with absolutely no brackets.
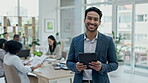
3,63,21,83
62,51,68,60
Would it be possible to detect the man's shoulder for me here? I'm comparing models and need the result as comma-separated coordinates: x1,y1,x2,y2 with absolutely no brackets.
72,34,84,41
99,32,112,40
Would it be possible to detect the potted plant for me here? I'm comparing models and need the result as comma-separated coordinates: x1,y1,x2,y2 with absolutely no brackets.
56,32,61,45
112,31,125,64
28,39,40,47
109,31,126,76
0,32,8,38
27,39,40,52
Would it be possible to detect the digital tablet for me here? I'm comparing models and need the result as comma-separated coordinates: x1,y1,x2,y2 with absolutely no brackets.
78,53,97,68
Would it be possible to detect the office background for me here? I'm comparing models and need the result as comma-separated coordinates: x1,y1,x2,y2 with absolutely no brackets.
0,0,148,83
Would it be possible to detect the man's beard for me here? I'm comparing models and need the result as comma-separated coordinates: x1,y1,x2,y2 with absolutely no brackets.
86,22,98,32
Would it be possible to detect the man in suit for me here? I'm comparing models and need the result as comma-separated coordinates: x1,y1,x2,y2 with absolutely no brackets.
66,7,118,83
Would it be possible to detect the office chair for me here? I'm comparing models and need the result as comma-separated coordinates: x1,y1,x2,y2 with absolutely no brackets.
3,63,21,83
62,51,68,60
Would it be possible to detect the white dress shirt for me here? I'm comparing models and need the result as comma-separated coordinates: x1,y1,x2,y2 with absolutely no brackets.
83,33,98,80
4,53,32,83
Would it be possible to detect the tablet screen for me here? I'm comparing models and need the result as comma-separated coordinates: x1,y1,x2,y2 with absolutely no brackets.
78,53,97,68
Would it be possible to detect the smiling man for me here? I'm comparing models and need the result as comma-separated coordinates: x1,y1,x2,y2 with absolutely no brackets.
66,7,118,83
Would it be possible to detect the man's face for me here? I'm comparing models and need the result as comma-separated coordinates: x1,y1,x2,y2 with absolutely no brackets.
84,11,101,32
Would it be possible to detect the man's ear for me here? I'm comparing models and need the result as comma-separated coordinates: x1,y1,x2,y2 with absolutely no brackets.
98,21,101,25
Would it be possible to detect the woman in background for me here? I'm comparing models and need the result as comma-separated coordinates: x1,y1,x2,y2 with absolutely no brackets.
4,40,41,83
0,38,7,77
46,35,62,59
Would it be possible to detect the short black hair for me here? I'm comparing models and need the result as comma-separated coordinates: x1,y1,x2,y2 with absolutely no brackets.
85,7,103,21
4,40,22,55
13,34,20,39
0,38,7,49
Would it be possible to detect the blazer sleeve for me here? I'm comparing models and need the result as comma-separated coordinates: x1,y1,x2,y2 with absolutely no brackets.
100,37,118,73
66,38,79,73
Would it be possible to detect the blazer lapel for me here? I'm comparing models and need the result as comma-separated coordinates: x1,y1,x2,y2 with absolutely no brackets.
75,34,84,61
79,34,84,52
95,32,103,57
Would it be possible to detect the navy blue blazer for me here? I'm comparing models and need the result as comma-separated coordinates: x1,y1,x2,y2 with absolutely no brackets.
66,32,118,83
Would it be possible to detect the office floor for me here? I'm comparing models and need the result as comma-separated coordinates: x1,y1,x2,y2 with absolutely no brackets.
0,73,148,83
110,72,148,83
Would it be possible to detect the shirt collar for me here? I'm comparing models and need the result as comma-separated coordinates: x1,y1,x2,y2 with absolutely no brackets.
84,32,98,40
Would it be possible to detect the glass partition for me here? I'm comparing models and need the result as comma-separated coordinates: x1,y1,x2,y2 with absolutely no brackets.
135,3,148,74
117,4,132,70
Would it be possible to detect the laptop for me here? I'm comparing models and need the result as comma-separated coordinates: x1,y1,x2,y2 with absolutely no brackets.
17,50,30,59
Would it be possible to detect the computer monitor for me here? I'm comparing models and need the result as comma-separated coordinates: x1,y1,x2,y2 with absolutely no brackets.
17,49,30,59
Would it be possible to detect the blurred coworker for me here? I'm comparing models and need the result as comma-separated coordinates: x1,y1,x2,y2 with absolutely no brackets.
4,40,41,83
0,38,7,77
13,34,20,41
46,35,62,59
13,34,25,49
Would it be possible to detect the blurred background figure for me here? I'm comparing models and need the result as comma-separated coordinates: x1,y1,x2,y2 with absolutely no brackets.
13,34,20,42
4,40,41,83
46,35,62,59
0,38,7,77
13,34,25,49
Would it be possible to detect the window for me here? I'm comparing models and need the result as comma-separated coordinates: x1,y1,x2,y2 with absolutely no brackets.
86,0,113,4
136,15,144,22
20,0,38,16
0,0,17,16
136,14,148,22
119,13,131,23
60,0,80,7
103,16,112,22
135,34,147,41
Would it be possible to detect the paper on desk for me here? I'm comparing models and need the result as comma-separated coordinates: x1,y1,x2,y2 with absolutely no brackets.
45,58,57,61
29,55,48,67
28,72,37,76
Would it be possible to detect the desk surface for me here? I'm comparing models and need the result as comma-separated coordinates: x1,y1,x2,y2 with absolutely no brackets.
33,61,74,80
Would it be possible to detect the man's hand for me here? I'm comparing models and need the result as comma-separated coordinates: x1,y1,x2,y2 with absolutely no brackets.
89,61,102,71
76,62,87,72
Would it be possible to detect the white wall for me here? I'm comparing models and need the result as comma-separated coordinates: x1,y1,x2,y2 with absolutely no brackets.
39,0,58,48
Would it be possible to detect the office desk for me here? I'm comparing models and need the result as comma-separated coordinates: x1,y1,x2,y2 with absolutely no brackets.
33,61,74,83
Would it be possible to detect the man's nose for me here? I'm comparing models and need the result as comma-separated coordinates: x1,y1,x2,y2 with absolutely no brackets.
89,20,95,25
90,19,95,24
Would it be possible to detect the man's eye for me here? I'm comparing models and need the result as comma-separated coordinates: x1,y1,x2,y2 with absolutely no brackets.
87,17,92,20
94,18,98,21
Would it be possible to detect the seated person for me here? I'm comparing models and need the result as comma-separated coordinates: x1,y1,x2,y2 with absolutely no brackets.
13,34,20,41
0,38,7,77
46,35,62,59
13,34,25,49
4,40,41,83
